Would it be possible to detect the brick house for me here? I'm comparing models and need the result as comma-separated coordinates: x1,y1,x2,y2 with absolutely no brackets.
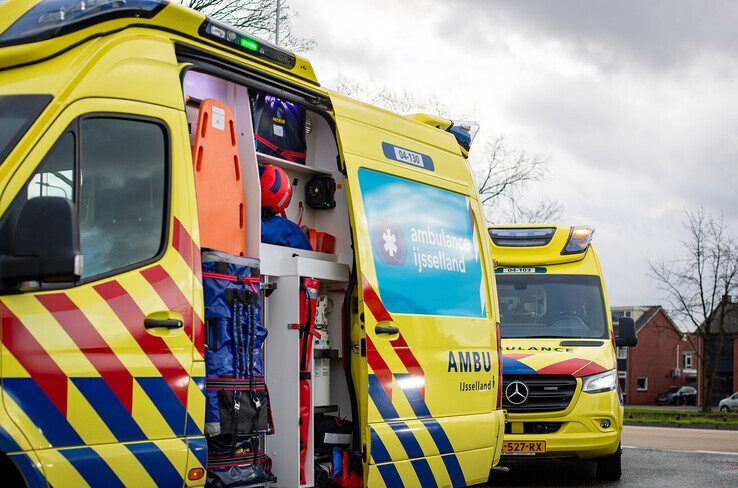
611,306,698,405
702,297,738,405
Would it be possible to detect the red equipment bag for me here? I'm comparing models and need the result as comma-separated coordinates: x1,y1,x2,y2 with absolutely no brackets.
299,277,320,484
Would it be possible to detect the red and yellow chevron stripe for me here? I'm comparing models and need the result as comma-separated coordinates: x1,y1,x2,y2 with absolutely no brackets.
0,215,207,487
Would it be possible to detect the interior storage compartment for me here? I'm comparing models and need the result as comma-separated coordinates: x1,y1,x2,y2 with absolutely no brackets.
184,69,354,488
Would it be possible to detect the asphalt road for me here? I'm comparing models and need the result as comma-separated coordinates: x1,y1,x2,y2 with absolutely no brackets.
487,426,738,488
622,425,738,453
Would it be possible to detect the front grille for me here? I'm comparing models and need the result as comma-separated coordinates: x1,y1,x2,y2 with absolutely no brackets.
502,375,577,413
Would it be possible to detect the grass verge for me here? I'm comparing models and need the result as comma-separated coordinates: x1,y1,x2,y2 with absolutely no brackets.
624,407,738,427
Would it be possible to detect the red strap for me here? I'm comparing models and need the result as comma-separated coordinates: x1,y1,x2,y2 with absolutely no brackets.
254,133,278,152
297,202,304,227
201,271,259,293
254,134,306,162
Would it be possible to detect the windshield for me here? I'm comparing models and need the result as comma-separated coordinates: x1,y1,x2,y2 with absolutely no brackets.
497,274,609,339
0,95,52,165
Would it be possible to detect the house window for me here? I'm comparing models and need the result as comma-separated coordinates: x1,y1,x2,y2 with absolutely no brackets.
613,310,631,318
683,352,693,369
637,377,648,391
616,347,627,359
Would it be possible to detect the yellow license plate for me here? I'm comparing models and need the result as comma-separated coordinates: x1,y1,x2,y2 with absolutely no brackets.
502,440,546,454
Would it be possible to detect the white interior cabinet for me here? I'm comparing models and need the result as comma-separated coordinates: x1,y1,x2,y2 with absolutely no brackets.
184,70,354,488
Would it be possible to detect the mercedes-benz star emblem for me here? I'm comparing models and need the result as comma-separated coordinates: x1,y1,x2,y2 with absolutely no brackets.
505,381,529,405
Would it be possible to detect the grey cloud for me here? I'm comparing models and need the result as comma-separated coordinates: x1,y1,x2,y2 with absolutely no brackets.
450,0,738,72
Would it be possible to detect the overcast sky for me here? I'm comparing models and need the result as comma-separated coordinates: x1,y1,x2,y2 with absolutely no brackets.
289,0,737,320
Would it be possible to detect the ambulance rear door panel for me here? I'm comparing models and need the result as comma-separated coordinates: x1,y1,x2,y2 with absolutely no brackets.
331,95,499,487
0,97,200,485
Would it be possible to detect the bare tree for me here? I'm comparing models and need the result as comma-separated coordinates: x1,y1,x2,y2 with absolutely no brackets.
176,0,315,51
332,74,450,117
331,75,563,223
649,207,738,411
473,136,561,223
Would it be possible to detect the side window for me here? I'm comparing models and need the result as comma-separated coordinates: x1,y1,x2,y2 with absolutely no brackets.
79,117,166,278
0,115,167,282
27,131,75,200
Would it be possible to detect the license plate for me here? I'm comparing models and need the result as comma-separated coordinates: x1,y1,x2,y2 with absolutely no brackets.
502,440,546,455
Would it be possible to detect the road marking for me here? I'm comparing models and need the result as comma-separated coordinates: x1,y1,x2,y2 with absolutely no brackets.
623,446,738,456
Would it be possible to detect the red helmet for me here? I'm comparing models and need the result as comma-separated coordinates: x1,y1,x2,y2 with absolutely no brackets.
259,164,292,214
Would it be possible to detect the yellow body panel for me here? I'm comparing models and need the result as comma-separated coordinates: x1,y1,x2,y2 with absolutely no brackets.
0,2,504,485
490,225,622,461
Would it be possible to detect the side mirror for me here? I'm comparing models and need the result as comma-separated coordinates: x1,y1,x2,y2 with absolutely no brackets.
615,317,638,347
0,196,82,290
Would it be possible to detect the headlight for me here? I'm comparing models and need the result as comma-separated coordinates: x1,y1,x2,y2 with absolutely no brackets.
582,369,617,394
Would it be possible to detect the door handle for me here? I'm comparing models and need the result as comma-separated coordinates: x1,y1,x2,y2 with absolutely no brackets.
144,318,183,329
375,325,399,335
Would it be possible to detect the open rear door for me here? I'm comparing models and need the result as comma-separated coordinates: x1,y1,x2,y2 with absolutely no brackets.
332,95,503,487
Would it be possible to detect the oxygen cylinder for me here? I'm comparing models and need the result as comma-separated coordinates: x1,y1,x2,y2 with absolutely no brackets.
313,295,332,406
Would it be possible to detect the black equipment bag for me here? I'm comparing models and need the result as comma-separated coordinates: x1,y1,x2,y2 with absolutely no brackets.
250,89,307,164
205,377,274,436
313,413,353,456
305,176,336,210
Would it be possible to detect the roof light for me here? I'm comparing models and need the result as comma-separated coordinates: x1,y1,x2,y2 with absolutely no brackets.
489,228,556,247
447,120,479,158
561,226,594,254
199,19,296,69
0,0,167,47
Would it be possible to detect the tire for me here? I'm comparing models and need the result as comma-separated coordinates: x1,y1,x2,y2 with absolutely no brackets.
721,406,730,412
595,447,622,481
677,397,685,406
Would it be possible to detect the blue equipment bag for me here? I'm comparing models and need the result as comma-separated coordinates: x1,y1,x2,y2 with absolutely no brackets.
202,251,273,437
261,214,312,250
207,452,276,487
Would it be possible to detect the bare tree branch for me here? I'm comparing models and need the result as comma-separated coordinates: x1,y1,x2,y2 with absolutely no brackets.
331,75,563,224
648,206,737,411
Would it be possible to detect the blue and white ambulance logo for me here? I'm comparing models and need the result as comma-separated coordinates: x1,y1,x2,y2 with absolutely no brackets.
371,221,407,266
359,169,484,317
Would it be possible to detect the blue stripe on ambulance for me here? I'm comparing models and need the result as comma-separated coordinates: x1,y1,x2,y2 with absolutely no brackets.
187,436,208,467
126,441,183,487
60,446,124,487
389,422,437,486
369,426,392,464
3,378,83,446
368,373,466,487
377,463,404,488
8,453,46,488
72,378,146,442
421,419,466,487
502,356,538,375
0,424,21,452
394,373,431,418
368,374,400,420
137,377,199,437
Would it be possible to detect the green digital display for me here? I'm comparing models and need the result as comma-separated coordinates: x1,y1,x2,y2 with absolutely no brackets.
239,36,259,51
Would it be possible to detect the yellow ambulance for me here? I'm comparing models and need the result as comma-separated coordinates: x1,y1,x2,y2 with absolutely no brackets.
488,225,638,480
0,1,505,486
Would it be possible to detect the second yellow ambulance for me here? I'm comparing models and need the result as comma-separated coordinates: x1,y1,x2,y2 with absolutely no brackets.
489,225,638,480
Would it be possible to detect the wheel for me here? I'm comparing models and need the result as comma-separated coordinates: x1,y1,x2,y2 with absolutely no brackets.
677,397,685,406
721,406,730,412
595,447,622,481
